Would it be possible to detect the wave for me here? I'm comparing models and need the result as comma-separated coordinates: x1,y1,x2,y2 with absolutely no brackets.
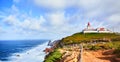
1,41,49,62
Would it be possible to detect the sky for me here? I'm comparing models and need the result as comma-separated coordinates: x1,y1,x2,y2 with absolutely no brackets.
0,0,120,40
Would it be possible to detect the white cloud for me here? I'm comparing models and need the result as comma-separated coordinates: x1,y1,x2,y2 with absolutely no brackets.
34,0,77,9
46,12,68,26
3,15,20,26
0,0,120,40
79,0,101,9
1,14,49,39
43,12,85,34
20,16,46,31
77,0,120,32
13,0,20,3
33,0,120,20
11,5,19,12
107,14,120,22
1,4,47,34
0,25,6,34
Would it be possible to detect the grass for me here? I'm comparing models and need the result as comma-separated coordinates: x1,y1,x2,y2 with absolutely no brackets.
44,48,62,62
85,43,111,50
112,41,120,58
44,32,120,61
61,32,120,45
84,41,120,58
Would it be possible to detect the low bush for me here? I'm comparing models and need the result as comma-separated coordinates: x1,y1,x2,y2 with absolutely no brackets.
90,45,102,50
44,49,62,62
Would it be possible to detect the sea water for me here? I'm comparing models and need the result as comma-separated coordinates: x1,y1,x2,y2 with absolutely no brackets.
0,40,49,62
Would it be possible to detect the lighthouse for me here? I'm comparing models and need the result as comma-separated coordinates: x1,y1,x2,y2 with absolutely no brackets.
87,22,91,29
82,22,112,33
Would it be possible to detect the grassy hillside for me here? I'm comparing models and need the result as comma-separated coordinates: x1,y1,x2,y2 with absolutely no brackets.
61,32,120,45
44,32,120,62
44,48,62,62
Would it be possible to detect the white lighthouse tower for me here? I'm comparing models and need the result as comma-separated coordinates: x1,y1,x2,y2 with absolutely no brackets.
87,22,91,29
82,22,112,33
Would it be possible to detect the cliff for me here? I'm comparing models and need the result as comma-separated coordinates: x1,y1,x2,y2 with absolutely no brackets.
44,32,120,62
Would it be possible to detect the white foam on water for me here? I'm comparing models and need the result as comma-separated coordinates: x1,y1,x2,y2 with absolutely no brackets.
3,41,49,62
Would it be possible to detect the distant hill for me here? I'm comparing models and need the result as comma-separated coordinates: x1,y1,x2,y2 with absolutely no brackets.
61,32,120,45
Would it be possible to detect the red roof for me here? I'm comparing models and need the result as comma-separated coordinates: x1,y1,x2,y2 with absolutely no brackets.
88,22,90,26
99,28,105,31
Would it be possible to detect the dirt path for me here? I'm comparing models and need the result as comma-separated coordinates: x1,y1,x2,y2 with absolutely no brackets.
83,50,117,62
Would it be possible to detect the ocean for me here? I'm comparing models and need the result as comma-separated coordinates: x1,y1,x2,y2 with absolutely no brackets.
0,40,49,62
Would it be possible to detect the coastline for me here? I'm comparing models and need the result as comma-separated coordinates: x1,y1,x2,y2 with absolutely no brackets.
44,33,120,62
4,41,48,62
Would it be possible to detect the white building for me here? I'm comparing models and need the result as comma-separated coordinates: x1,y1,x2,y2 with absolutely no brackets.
82,22,112,33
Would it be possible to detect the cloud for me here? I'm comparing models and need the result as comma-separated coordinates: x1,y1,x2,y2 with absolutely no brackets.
0,0,120,40
20,16,46,31
11,5,19,12
3,14,47,31
107,14,120,23
3,15,20,26
1,5,47,35
34,0,77,10
45,12,68,26
0,25,6,34
33,0,120,21
79,0,101,9
13,0,20,3
77,0,120,32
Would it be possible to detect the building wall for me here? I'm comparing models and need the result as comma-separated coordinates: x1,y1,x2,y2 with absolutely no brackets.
83,30,112,33
83,31,98,33
98,31,112,33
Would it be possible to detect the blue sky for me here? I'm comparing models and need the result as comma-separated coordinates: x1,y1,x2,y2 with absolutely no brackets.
0,0,120,40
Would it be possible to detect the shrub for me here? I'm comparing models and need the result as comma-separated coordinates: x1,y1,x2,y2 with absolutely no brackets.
114,45,120,54
85,45,101,50
113,44,120,58
44,49,62,62
100,43,113,49
90,45,101,50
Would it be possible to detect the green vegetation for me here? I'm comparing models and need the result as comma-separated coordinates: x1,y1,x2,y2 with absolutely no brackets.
84,41,120,50
84,42,113,50
88,45,102,50
44,49,62,62
44,32,120,62
61,32,120,45
112,41,120,58
84,41,120,58
60,32,120,57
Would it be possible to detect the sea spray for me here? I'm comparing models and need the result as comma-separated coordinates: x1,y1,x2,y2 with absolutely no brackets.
6,41,49,62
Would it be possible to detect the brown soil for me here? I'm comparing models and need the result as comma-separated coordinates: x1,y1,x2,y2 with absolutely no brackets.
59,47,80,62
83,49,119,62
59,47,120,62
